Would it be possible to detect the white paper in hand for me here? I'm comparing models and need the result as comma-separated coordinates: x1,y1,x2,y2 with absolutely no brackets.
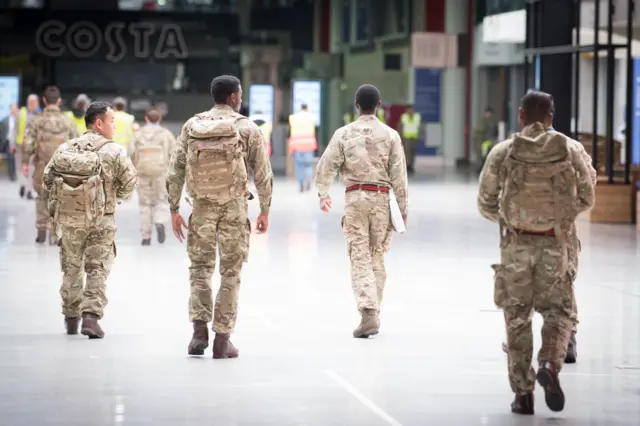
388,189,406,234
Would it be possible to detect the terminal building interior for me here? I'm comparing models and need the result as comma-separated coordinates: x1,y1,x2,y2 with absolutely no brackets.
1,0,640,424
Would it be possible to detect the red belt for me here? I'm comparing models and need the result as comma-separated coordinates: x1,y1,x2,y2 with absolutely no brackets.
514,228,556,237
345,184,390,193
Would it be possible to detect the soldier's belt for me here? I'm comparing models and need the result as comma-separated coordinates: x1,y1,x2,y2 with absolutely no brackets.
513,228,556,237
345,184,390,193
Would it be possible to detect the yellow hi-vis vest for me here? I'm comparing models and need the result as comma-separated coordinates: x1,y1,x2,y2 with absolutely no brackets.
258,122,273,156
400,112,421,138
288,110,317,153
343,112,355,126
64,111,87,134
16,107,28,145
113,111,135,149
376,109,386,123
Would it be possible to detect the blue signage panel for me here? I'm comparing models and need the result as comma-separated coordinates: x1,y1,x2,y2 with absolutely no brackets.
414,68,442,156
632,58,640,164
342,0,351,43
0,75,20,123
248,84,274,122
355,0,369,42
292,80,322,127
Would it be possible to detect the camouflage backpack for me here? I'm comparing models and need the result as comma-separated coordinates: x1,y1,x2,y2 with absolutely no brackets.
499,130,580,235
48,139,109,230
36,116,74,165
133,127,167,177
185,115,248,201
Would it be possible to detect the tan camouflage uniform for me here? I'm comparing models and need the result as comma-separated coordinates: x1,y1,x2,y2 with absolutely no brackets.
22,105,78,232
478,123,595,395
129,124,176,240
43,130,138,319
167,104,273,334
316,115,408,313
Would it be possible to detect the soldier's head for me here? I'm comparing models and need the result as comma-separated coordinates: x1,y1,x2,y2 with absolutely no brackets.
519,91,555,129
113,97,126,112
300,103,308,111
42,86,61,107
26,94,39,113
145,107,162,124
210,75,243,112
85,101,115,139
355,84,381,116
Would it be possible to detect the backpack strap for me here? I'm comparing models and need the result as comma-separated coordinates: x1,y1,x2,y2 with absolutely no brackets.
91,139,112,152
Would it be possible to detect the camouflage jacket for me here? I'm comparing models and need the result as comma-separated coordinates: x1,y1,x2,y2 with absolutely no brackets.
166,104,274,214
316,115,409,215
22,105,78,166
43,130,139,215
477,123,597,224
128,123,176,169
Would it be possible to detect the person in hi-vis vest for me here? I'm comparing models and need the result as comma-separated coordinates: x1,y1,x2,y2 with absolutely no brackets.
288,103,318,192
112,97,136,150
249,111,273,157
376,106,386,124
15,94,41,199
64,94,90,135
398,105,421,173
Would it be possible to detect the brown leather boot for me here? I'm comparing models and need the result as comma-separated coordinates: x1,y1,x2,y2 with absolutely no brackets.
35,229,46,244
537,361,565,412
565,332,577,364
213,333,239,359
64,317,80,335
80,312,105,339
353,309,379,338
511,393,534,415
187,321,209,356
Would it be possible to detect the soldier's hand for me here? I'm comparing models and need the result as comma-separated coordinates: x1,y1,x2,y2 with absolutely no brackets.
319,196,332,212
22,164,29,177
171,211,188,243
256,214,269,234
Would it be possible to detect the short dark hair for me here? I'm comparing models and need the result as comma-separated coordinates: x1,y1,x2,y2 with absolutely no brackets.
520,90,555,124
146,107,162,123
43,86,60,104
210,75,241,104
301,103,308,110
85,101,112,127
355,84,380,113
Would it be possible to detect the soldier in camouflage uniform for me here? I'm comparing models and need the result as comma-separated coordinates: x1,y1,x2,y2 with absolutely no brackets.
478,91,595,415
128,107,176,245
22,86,79,245
43,102,138,338
315,84,408,338
167,75,273,359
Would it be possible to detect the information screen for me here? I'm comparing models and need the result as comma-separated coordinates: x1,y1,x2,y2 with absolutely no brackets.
249,84,274,121
0,75,20,123
292,80,322,126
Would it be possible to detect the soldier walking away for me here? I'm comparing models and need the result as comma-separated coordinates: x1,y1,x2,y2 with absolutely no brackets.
43,102,138,338
167,75,273,359
478,91,595,415
21,86,79,245
129,107,176,245
316,84,408,338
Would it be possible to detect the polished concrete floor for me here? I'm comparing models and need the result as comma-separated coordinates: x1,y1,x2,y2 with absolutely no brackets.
0,170,639,426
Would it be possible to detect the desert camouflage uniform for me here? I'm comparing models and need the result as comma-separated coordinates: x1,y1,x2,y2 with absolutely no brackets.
43,130,138,319
478,123,595,395
316,115,408,313
22,105,78,233
167,104,273,334
129,124,176,240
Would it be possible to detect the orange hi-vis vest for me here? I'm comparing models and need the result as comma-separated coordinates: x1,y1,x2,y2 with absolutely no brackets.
288,110,317,154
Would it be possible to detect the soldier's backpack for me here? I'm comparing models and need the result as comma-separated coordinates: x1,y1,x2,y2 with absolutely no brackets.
185,115,248,201
133,127,168,177
36,117,73,165
48,139,109,230
499,130,580,234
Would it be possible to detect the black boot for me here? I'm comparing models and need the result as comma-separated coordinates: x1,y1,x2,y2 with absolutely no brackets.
64,317,80,335
19,186,25,198
565,332,577,364
156,224,166,244
80,312,105,339
537,361,565,412
35,229,46,244
511,393,534,415
141,239,151,246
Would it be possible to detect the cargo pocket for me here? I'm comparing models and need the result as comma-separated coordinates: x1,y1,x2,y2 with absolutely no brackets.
491,264,507,308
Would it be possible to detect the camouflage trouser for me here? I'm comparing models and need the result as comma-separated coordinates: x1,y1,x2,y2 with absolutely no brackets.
187,198,250,334
494,234,573,395
32,164,49,231
342,191,393,313
567,224,581,333
59,215,116,319
402,138,418,169
137,175,169,239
